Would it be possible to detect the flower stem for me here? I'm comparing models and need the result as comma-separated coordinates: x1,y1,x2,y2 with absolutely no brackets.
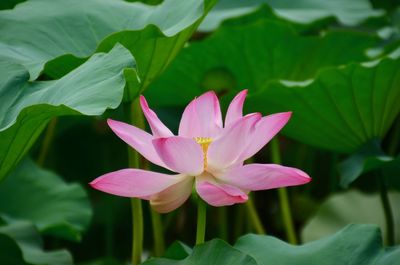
37,118,58,166
378,174,395,245
126,98,144,265
150,209,165,256
218,207,228,241
271,138,298,244
244,158,266,234
130,198,143,265
388,116,400,156
245,196,266,234
233,205,244,240
196,198,207,245
141,157,166,257
278,187,297,244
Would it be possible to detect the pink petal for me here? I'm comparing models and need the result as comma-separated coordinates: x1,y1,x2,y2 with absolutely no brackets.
225,89,248,128
90,169,185,198
153,136,204,175
107,119,167,168
207,113,261,170
178,91,222,138
140,95,173,138
239,112,292,161
196,179,248,207
219,163,311,191
150,176,194,213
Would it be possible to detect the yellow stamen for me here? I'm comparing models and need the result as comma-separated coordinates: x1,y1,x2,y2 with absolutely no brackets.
194,137,212,170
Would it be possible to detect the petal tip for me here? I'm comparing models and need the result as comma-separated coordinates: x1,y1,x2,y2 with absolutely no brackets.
88,178,101,190
234,89,248,104
106,118,119,127
205,90,217,96
300,171,312,183
268,111,292,126
106,118,129,133
200,90,219,102
239,89,248,96
292,168,312,185
139,95,148,108
282,111,293,120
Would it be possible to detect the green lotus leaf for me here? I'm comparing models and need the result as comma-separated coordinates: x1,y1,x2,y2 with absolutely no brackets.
0,222,73,265
0,0,216,180
338,139,396,187
247,56,400,153
200,0,384,31
0,44,134,180
142,239,257,265
0,158,92,241
207,4,338,35
163,241,192,260
236,224,400,265
301,190,400,244
143,224,399,265
147,17,399,153
0,0,215,81
146,18,378,108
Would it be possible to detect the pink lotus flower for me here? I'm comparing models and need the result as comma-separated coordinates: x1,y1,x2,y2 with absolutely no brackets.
90,90,311,213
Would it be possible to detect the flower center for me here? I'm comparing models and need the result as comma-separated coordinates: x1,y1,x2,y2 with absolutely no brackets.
194,137,212,170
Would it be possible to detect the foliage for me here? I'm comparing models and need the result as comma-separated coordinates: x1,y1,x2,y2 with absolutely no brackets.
0,45,135,181
0,0,399,264
302,190,400,243
0,222,73,265
144,225,400,265
0,0,216,180
0,158,92,241
147,19,379,108
147,14,400,154
200,0,384,31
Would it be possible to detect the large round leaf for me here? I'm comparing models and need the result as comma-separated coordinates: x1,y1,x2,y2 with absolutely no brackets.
235,224,400,265
142,239,257,265
247,56,400,153
0,0,217,180
200,0,384,31
301,190,400,244
146,18,378,107
0,222,72,265
147,16,399,153
0,0,215,80
0,158,92,241
0,44,134,180
144,225,399,265
338,140,396,187
204,4,340,35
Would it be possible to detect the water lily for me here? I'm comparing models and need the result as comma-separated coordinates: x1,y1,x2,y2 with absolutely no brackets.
90,90,311,213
